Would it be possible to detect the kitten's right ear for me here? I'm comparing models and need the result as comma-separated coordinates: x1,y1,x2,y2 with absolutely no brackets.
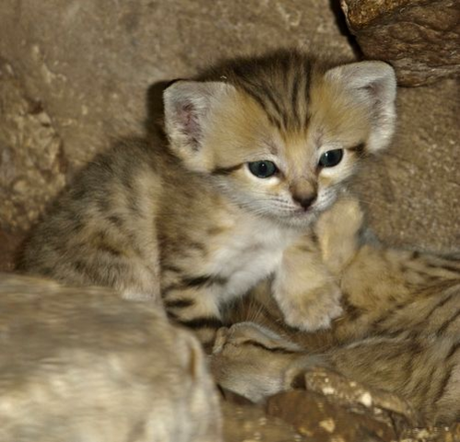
163,80,234,171
325,61,397,153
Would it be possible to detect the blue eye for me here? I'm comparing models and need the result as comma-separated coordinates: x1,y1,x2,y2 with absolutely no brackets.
319,149,344,168
248,161,278,178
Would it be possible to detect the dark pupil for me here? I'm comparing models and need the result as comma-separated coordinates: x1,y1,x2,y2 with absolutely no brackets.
248,161,277,178
319,149,344,168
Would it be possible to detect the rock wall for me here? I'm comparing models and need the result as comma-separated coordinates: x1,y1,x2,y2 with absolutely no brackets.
341,0,460,86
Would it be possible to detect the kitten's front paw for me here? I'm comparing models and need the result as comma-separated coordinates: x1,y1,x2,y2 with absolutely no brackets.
281,282,343,332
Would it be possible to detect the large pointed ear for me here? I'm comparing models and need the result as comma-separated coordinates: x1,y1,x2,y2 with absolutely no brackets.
163,80,234,171
325,61,397,153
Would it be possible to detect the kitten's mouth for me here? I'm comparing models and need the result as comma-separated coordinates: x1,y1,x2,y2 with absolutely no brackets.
297,205,313,213
292,205,316,216
277,206,317,225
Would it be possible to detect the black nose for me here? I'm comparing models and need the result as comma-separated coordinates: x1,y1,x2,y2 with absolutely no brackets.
293,194,316,210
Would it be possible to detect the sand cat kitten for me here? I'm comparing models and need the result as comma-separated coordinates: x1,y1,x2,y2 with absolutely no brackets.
21,50,397,342
0,274,221,442
212,195,460,425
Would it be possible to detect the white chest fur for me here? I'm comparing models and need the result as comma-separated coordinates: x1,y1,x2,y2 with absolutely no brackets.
205,216,300,302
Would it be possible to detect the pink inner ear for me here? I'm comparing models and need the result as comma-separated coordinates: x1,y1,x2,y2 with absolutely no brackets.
178,102,201,150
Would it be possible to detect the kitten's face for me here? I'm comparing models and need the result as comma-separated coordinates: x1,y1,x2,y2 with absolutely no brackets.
164,53,396,227
201,88,369,226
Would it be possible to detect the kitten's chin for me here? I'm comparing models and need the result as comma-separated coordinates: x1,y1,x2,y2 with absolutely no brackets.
243,206,315,229
271,209,318,228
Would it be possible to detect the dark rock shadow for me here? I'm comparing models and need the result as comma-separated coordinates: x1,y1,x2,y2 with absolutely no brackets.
328,0,362,59
144,79,174,143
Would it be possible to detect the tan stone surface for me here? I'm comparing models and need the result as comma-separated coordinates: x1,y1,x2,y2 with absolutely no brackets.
341,0,460,86
0,60,67,233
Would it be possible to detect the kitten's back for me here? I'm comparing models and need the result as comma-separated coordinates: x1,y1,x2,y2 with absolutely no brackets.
20,139,166,298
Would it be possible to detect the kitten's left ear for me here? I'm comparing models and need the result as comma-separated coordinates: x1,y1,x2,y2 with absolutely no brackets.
163,80,235,171
325,61,397,152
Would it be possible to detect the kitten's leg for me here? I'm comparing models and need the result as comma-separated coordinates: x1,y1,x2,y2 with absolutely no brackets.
272,236,343,332
314,193,364,275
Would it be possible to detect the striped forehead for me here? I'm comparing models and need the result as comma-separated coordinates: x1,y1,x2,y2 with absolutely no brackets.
278,130,317,177
232,58,314,133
